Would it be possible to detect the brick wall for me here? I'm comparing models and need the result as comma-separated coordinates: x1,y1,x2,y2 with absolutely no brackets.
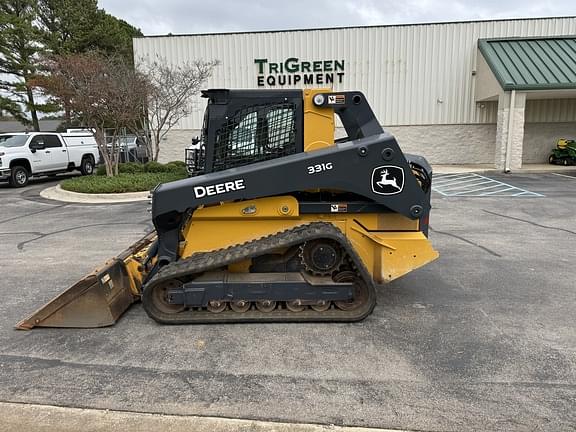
159,122,570,166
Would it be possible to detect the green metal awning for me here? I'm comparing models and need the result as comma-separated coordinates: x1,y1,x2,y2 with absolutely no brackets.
478,37,576,91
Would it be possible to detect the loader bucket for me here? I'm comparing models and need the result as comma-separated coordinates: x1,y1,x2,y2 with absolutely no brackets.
15,233,156,330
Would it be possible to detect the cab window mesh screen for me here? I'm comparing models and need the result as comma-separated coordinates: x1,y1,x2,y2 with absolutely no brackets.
213,103,297,171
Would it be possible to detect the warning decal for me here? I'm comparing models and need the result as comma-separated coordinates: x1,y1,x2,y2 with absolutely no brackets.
327,94,346,105
330,203,348,213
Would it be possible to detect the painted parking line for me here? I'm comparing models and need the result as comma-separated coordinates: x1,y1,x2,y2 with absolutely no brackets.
440,180,496,191
432,175,478,185
433,176,488,188
432,173,543,197
552,172,576,179
450,183,503,195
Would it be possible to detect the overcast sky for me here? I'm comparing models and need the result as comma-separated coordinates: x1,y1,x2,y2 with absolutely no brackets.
99,0,575,35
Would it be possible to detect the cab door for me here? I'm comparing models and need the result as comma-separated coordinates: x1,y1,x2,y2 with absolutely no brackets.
28,135,51,172
44,135,69,170
28,135,68,171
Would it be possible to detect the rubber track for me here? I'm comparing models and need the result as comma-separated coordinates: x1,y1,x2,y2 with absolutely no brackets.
142,222,377,324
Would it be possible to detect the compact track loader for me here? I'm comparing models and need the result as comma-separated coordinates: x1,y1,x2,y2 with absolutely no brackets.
17,89,439,329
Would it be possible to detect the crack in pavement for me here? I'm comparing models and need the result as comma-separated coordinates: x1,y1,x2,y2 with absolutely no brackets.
429,226,502,257
0,353,574,390
0,203,68,226
0,231,44,237
482,210,576,236
12,222,150,251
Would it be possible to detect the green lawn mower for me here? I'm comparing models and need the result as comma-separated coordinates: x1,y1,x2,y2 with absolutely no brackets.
549,139,576,166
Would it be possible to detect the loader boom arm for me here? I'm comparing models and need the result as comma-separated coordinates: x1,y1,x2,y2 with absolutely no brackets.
152,132,429,264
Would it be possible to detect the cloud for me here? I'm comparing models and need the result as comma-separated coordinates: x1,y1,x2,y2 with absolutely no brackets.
98,0,575,35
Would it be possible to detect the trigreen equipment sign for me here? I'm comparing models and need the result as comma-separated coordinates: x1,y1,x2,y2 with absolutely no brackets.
254,58,345,87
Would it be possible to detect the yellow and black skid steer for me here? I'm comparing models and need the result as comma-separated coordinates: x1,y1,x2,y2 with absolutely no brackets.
16,88,439,329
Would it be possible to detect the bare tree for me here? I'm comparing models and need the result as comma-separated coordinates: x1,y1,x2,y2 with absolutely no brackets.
35,52,149,176
136,56,219,161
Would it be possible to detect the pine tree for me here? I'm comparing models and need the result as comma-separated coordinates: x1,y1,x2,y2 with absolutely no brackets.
0,0,46,130
37,0,100,55
0,0,143,129
37,0,142,63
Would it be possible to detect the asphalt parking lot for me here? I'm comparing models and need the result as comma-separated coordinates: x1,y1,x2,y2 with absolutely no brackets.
0,172,575,431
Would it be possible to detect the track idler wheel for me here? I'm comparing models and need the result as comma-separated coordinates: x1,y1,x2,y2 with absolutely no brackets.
149,279,186,314
310,300,330,312
286,300,305,312
230,300,250,313
207,300,227,313
300,239,344,276
333,271,369,311
256,300,276,312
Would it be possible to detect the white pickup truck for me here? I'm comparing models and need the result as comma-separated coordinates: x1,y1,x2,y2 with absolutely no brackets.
0,131,99,187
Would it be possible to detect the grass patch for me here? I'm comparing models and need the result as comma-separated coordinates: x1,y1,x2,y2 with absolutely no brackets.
95,160,186,176
61,168,187,194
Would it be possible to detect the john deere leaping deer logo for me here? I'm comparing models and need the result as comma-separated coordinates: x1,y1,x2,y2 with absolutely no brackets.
376,169,401,190
371,166,404,195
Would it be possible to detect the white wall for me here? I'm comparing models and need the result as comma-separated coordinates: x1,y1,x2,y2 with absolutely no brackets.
522,99,576,163
134,17,576,130
523,123,576,163
141,18,576,166
158,124,498,165
158,129,200,163
388,124,497,164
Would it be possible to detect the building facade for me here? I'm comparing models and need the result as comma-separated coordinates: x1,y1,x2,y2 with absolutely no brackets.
133,17,576,167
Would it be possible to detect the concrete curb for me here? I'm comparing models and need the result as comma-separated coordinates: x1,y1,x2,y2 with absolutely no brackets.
432,163,576,175
432,165,491,174
497,168,576,175
0,402,408,432
40,184,149,204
